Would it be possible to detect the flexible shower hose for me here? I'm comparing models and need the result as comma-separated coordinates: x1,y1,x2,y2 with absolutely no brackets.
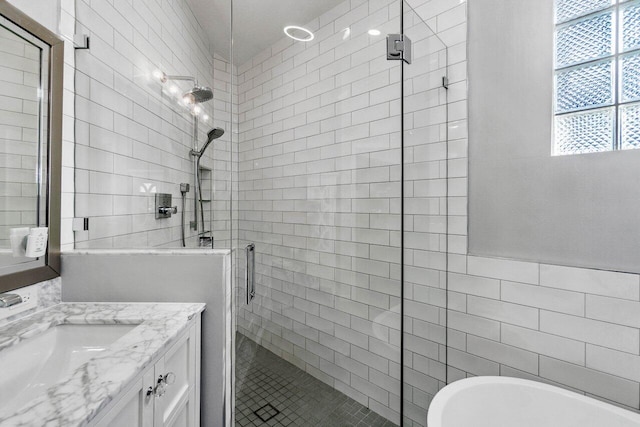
181,191,186,247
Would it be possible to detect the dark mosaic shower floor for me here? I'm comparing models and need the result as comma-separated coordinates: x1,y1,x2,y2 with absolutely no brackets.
235,333,397,427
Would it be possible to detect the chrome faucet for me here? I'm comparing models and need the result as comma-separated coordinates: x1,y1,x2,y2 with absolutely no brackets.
0,294,22,308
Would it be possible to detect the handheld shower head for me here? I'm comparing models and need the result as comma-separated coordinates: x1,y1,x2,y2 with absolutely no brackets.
207,127,225,141
192,127,225,158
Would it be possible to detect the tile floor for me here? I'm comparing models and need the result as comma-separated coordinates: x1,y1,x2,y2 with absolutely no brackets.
235,333,398,427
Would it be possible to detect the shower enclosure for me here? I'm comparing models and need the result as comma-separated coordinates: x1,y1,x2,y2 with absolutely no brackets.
232,0,449,425
71,0,450,424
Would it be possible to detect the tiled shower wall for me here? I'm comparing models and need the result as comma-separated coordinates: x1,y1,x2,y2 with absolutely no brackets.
437,0,640,418
72,0,232,249
234,0,465,424
235,0,640,424
236,0,404,422
0,28,41,249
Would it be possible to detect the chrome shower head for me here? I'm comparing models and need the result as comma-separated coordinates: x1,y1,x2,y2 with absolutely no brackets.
154,71,213,103
183,86,213,104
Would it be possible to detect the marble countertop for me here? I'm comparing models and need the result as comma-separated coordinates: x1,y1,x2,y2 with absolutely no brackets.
0,302,205,426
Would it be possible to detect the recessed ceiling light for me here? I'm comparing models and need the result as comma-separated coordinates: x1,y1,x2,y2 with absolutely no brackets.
284,26,314,42
368,29,381,36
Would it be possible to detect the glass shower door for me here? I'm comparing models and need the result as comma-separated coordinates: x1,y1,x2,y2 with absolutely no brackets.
232,0,404,425
401,2,449,426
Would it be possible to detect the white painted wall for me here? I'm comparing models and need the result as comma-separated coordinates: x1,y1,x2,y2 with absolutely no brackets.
445,0,640,419
468,0,640,274
7,0,60,36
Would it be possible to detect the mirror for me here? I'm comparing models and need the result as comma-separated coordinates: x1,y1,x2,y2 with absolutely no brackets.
0,1,62,292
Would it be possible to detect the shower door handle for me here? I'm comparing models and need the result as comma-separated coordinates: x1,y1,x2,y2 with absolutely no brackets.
246,243,255,304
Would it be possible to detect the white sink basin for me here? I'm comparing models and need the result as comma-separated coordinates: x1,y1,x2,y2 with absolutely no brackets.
0,323,137,412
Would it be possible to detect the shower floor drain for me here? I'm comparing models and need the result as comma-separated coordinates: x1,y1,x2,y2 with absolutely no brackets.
253,403,280,422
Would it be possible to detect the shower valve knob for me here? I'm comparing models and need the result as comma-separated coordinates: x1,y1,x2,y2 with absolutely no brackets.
155,193,177,219
158,206,178,215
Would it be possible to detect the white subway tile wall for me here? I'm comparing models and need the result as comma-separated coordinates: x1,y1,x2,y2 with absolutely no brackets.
73,0,232,249
235,0,406,422
234,0,456,423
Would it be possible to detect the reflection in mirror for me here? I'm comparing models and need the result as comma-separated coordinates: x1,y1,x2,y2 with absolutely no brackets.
0,1,62,293
0,14,49,275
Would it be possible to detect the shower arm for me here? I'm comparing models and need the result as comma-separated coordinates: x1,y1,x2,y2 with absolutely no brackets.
163,75,199,86
163,73,202,152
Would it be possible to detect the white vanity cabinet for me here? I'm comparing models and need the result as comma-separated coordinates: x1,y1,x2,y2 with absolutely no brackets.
91,315,201,427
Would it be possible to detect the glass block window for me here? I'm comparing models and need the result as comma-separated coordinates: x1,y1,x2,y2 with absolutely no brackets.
554,0,640,155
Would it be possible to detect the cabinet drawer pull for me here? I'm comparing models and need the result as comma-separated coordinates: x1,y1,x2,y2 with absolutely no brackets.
164,372,176,385
154,372,176,397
